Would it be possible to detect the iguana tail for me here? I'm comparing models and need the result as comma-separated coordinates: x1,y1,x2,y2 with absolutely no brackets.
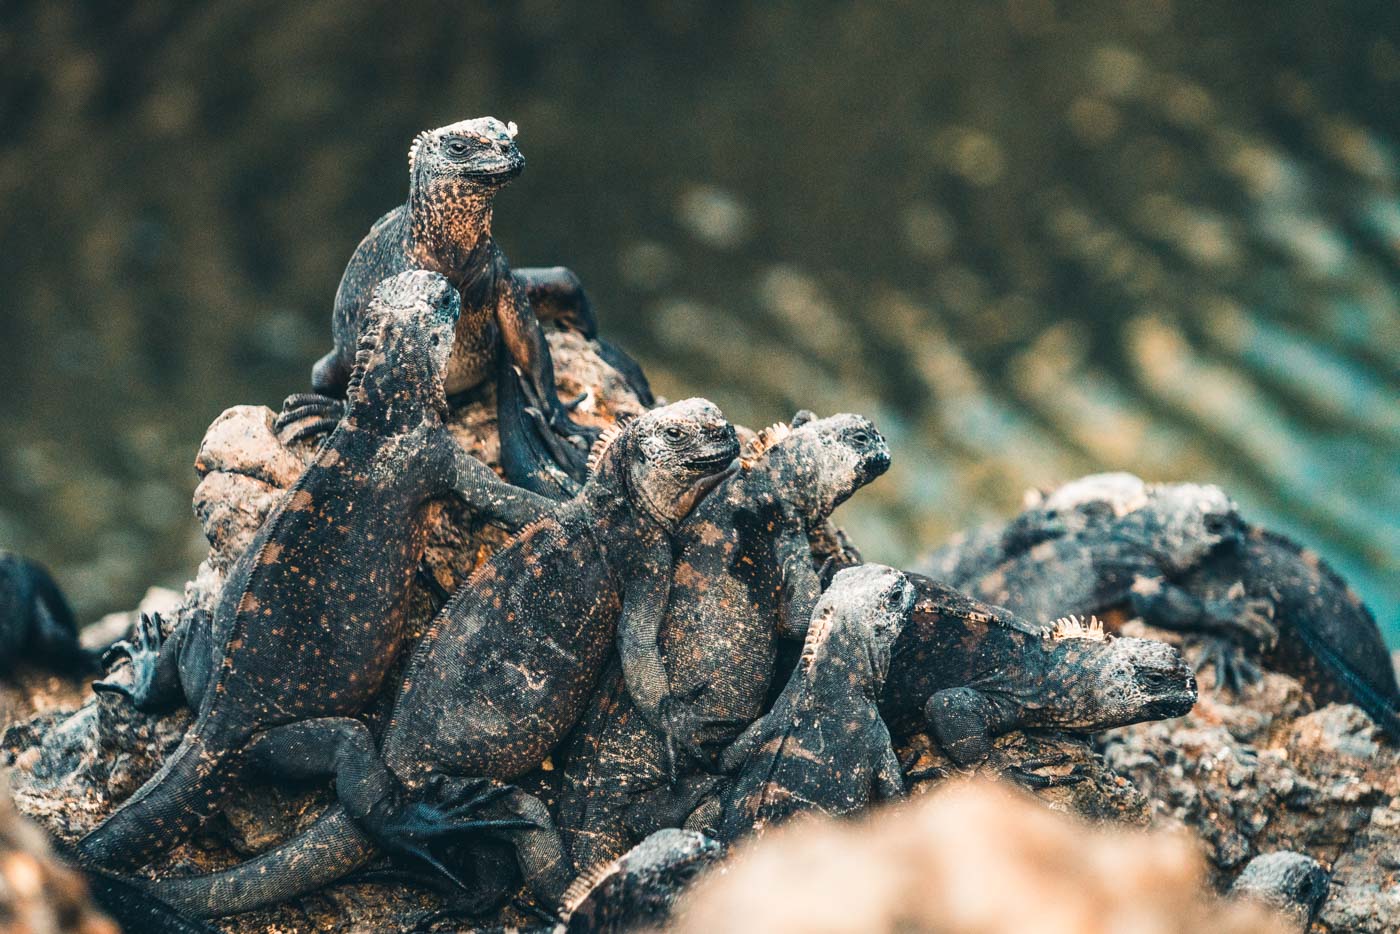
496,350,583,500
1289,618,1400,742
77,730,239,869
82,867,224,934
150,806,376,918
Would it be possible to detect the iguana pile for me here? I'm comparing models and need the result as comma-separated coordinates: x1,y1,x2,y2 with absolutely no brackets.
558,412,891,869
79,270,531,870
100,398,740,919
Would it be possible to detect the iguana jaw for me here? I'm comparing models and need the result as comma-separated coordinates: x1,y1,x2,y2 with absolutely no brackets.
674,460,740,520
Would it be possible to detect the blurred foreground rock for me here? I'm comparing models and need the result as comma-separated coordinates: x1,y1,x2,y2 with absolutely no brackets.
671,779,1288,934
0,776,116,934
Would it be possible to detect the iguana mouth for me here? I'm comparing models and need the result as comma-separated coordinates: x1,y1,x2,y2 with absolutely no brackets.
466,151,525,182
674,460,740,519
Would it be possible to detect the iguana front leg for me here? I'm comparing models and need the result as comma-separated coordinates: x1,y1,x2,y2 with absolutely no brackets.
93,612,187,714
618,572,703,780
778,532,823,640
924,687,1006,767
872,736,906,800
437,434,555,533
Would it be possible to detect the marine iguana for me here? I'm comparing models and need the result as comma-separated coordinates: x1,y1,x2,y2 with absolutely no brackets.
112,399,740,918
0,552,95,676
880,573,1198,767
557,412,891,869
915,472,1400,738
711,564,915,842
79,270,539,871
548,829,723,934
278,116,599,486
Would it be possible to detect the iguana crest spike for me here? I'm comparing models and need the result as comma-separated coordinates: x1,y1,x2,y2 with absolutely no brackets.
586,421,627,475
558,859,615,918
1043,614,1108,642
407,130,432,175
739,421,792,469
342,306,392,403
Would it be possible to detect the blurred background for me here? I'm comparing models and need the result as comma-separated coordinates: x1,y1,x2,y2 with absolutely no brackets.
1,1,1397,642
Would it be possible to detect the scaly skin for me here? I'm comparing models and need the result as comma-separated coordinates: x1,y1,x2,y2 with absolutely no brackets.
557,412,891,870
712,565,915,843
0,552,94,677
915,472,1400,738
79,271,530,871
880,572,1197,767
128,399,740,919
551,829,723,934
281,116,600,487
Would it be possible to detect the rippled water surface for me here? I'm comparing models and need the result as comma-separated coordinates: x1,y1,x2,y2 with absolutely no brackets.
1,2,1397,642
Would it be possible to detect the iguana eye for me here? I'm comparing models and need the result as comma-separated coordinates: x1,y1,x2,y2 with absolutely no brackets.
664,426,685,441
851,430,871,446
444,137,471,158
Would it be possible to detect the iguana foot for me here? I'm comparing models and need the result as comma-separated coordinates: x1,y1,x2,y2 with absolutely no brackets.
364,776,538,893
515,369,599,477
93,613,180,712
1006,756,1089,790
274,392,345,445
1195,635,1263,694
1207,591,1278,652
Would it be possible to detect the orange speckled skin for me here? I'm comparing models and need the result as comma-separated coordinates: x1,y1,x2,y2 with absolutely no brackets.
80,272,471,870
557,413,891,869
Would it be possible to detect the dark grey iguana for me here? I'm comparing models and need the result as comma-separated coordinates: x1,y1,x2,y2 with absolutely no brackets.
557,412,892,869
78,270,539,871
711,564,916,842
915,472,1400,738
549,829,723,934
0,552,96,677
278,116,602,488
880,572,1197,770
112,398,741,918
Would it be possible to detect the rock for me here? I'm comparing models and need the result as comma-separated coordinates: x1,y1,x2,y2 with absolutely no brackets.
671,779,1290,933
1100,623,1400,933
0,775,117,934
1230,852,1330,933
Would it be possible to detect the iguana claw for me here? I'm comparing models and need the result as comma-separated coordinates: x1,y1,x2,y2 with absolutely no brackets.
92,613,166,710
1195,635,1263,694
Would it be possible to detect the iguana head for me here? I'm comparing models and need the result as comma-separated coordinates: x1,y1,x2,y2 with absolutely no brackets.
560,829,724,933
1139,482,1244,573
344,270,461,427
1026,624,1196,730
408,116,524,196
750,412,890,525
591,398,740,528
804,564,914,684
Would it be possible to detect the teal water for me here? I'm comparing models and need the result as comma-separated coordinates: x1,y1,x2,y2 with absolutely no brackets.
1,1,1396,642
